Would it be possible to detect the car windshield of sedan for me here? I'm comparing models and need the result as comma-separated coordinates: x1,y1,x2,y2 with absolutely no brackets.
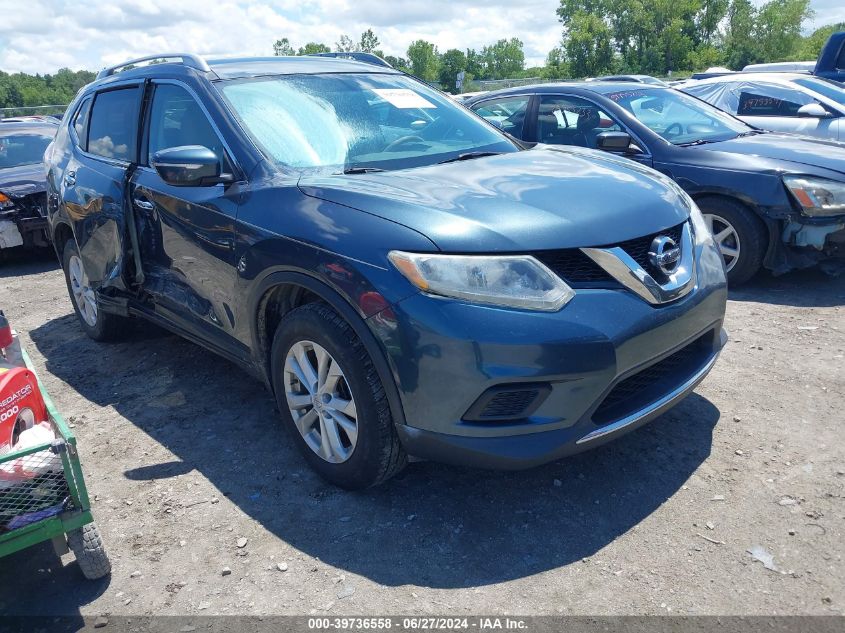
219,73,517,172
606,88,749,145
0,132,53,169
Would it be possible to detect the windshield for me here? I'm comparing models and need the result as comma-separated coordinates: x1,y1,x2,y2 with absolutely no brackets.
0,131,53,168
219,73,516,172
607,88,749,145
793,77,845,107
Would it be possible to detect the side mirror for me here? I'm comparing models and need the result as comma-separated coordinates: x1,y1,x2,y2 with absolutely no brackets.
797,103,832,119
596,131,634,152
151,146,222,187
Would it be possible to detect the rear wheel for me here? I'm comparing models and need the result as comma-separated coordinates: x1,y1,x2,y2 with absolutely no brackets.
61,239,130,341
271,302,406,489
698,198,766,285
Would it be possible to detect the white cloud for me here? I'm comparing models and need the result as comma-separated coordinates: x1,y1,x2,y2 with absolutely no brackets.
0,0,841,75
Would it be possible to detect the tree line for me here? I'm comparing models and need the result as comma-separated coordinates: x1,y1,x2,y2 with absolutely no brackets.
0,68,95,110
0,1,840,109
272,2,839,90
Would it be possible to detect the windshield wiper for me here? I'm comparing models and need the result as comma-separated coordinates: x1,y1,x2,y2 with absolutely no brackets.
437,151,503,164
342,166,387,174
735,130,764,137
677,138,718,147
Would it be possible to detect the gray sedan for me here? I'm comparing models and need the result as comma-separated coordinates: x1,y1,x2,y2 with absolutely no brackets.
680,73,845,141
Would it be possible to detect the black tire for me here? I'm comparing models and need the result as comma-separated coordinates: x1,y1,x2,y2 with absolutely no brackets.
67,523,111,580
697,197,767,286
61,238,130,341
271,302,406,490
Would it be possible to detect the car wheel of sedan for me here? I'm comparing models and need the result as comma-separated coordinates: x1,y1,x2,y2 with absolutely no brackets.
270,302,407,489
698,198,766,285
61,239,130,341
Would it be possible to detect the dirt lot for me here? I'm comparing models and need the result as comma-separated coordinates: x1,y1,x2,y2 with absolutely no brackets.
0,250,843,619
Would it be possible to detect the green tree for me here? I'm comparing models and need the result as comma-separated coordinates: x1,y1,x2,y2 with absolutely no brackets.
407,40,439,82
297,42,331,55
542,47,569,79
335,35,356,52
755,0,812,62
359,29,380,53
465,49,485,79
438,48,467,92
481,38,525,79
794,21,845,60
273,37,295,56
723,0,760,68
383,55,411,72
563,11,614,77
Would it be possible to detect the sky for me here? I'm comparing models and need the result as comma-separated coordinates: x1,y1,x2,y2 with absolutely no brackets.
0,0,843,75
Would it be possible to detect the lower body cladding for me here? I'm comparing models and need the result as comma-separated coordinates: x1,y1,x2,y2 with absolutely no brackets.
368,248,728,470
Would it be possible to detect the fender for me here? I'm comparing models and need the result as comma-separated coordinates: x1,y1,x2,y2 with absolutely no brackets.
247,269,408,427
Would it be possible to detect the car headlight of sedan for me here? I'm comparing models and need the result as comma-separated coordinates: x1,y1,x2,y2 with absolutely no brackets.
784,176,845,217
0,192,16,212
388,251,574,311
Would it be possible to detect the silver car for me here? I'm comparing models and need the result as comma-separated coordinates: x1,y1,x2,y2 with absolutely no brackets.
681,73,845,141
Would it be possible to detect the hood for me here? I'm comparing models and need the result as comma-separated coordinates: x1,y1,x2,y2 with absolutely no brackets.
693,133,845,178
298,147,690,252
0,163,47,196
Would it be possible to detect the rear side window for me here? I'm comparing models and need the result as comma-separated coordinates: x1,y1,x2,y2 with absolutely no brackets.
72,98,92,149
87,88,140,161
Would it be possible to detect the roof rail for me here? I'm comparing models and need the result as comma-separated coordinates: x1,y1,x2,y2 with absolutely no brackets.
307,52,393,69
96,54,211,80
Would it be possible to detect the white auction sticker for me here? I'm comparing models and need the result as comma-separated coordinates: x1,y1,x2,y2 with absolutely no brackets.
372,88,436,109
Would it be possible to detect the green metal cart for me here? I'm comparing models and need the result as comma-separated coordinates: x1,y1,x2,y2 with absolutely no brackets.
0,344,110,580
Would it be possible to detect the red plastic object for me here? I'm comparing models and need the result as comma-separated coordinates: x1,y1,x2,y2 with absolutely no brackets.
0,312,12,350
0,367,47,452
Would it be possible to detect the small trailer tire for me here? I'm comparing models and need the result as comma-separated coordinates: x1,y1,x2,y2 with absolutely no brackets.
67,523,111,580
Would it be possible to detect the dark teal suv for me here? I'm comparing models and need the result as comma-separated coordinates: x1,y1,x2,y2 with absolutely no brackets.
45,53,727,489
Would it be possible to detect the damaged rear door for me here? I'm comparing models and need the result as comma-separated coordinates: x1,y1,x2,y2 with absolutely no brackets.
59,84,143,294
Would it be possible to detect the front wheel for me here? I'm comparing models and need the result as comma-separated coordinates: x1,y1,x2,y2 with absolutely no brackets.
271,302,406,489
698,198,767,285
67,523,111,580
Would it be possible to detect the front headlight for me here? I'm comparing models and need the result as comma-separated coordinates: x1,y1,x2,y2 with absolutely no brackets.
388,251,574,311
784,176,845,217
0,192,15,211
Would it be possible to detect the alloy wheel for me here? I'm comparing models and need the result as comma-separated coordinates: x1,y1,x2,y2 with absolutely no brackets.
704,213,741,272
283,340,359,463
68,254,98,326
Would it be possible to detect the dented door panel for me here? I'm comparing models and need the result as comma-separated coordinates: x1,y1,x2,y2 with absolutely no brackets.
130,167,242,348
61,155,129,291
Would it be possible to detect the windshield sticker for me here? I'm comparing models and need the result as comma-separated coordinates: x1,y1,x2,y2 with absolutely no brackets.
608,90,648,102
372,89,436,109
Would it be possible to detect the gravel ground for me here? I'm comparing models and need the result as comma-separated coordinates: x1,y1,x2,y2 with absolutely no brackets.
0,250,843,618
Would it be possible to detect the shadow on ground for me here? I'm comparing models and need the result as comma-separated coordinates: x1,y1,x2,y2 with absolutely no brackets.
0,247,58,278
12,313,721,592
729,268,845,308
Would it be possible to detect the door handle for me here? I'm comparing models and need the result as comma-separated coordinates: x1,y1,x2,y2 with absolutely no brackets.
133,197,154,210
64,171,76,186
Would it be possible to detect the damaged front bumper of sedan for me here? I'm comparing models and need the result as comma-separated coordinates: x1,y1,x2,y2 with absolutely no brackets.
770,216,845,275
0,186,49,251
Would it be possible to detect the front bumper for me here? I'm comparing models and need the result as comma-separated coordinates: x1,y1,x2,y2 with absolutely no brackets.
367,239,728,469
395,329,725,469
